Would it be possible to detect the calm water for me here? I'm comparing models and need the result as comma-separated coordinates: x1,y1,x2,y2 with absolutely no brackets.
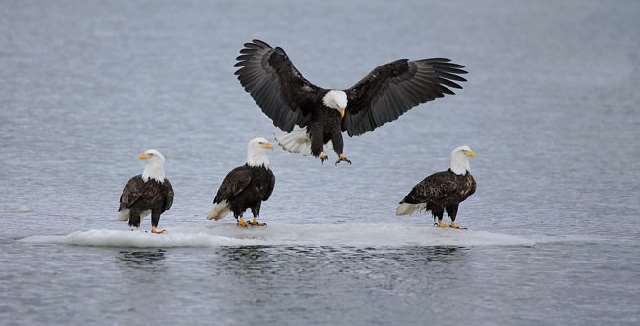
1,1,639,325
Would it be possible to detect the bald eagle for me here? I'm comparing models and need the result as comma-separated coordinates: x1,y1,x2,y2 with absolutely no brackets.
396,146,476,228
207,138,275,227
119,150,174,234
235,39,467,165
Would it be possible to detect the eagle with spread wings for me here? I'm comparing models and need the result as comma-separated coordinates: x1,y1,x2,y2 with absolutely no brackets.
235,39,467,165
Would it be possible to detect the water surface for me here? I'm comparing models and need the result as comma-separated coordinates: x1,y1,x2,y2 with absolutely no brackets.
1,1,639,325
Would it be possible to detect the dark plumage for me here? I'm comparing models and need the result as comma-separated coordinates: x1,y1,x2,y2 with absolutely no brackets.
235,39,467,164
207,138,275,227
212,165,274,220
119,175,174,226
118,150,173,233
396,146,477,228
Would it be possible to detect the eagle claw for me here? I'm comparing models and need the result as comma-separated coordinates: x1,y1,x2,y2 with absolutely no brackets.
151,226,166,234
335,156,352,166
237,217,249,228
247,218,267,227
319,152,328,164
434,221,449,228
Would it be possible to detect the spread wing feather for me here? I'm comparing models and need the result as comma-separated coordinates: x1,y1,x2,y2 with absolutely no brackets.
343,58,467,136
213,167,253,204
235,39,322,132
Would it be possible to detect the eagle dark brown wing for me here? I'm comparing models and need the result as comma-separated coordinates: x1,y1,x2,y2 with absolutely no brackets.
119,175,146,211
235,39,323,132
343,58,467,136
162,178,174,211
402,171,462,204
213,166,253,204
119,175,174,213
260,169,276,201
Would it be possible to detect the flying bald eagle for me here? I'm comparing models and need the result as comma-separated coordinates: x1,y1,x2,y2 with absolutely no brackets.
235,39,467,165
119,150,174,234
207,138,275,227
396,146,476,228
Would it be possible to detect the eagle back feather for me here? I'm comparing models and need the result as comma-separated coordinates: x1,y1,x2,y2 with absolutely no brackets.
213,166,253,204
119,175,173,212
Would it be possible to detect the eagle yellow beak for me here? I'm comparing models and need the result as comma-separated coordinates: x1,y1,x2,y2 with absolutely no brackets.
464,149,477,158
261,142,273,150
138,152,151,160
338,108,346,119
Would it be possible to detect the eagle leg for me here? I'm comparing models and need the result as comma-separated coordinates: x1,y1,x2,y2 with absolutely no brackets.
150,211,166,234
433,208,448,228
446,205,460,229
334,154,352,166
319,152,328,164
236,216,249,228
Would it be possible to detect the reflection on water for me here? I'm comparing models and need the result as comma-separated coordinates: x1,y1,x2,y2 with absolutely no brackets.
202,245,474,320
117,249,167,270
213,245,467,280
2,0,639,324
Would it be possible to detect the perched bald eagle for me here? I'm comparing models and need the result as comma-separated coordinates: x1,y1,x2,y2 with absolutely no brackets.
396,146,476,228
118,150,174,234
207,138,275,227
235,39,467,165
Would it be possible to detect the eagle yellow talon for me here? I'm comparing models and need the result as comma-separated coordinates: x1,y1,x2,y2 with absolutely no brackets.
449,223,462,229
151,226,166,234
335,154,352,166
247,217,266,226
237,217,249,228
319,152,328,164
436,221,449,228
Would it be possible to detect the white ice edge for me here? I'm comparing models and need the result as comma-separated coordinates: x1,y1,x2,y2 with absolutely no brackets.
19,223,536,248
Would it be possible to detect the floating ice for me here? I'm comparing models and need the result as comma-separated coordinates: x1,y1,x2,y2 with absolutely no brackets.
19,223,535,248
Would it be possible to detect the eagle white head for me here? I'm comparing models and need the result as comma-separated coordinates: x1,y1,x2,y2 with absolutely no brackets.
449,145,476,175
247,137,273,167
138,149,166,183
322,90,348,118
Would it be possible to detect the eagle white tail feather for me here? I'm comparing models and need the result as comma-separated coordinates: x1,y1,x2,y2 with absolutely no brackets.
275,127,312,155
118,209,150,221
395,203,426,216
207,201,230,220
118,210,129,221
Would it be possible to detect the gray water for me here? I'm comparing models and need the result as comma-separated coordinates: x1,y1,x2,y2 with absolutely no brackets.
1,1,639,325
